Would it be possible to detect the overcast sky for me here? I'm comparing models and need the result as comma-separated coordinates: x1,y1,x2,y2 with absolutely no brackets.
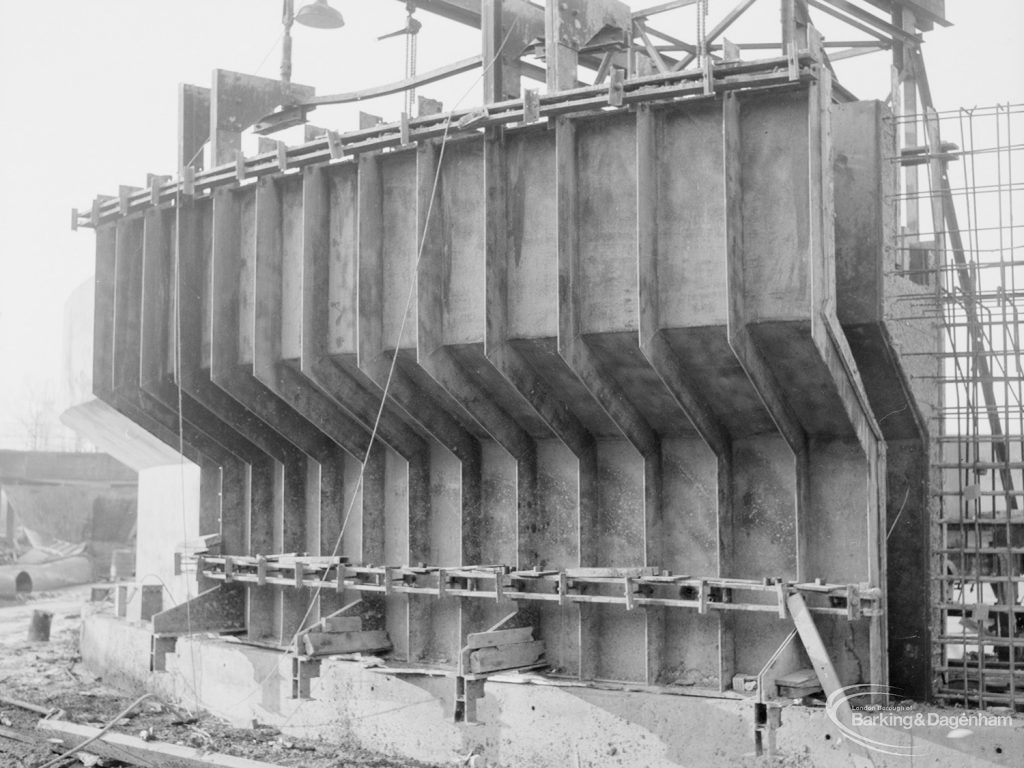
0,0,1020,449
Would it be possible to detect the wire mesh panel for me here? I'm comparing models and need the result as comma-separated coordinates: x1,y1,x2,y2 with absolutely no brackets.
894,103,1024,710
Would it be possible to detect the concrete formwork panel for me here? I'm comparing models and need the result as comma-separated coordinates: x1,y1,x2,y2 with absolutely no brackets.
87,70,938,696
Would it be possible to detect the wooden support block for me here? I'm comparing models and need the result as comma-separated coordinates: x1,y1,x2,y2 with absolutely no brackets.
787,42,799,81
148,173,171,205
469,640,545,674
223,555,234,582
118,185,138,216
846,585,861,620
326,129,344,159
558,571,568,607
566,567,657,579
776,582,788,619
466,626,534,649
383,566,394,596
234,150,246,183
698,579,709,614
90,195,112,227
523,89,540,123
607,68,624,106
294,562,304,589
321,616,362,633
702,56,714,96
494,568,505,602
302,629,391,657
37,719,285,768
276,140,289,172
400,112,411,145
256,556,266,585
624,576,635,610
182,165,196,197
437,568,447,599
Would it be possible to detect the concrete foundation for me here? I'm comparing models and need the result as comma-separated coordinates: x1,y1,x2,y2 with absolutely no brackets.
82,611,1021,768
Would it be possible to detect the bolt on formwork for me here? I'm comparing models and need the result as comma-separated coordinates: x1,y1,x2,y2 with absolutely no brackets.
891,103,1024,710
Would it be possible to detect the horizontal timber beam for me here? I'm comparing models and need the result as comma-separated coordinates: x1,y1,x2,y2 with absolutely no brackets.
78,54,819,229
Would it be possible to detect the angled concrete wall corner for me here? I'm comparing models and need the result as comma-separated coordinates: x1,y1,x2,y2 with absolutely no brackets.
833,99,939,699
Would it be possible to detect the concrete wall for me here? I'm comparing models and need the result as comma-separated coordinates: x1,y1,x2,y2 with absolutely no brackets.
84,71,934,702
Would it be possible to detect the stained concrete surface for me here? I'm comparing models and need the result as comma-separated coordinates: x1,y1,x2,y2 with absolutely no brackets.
0,586,439,767
79,611,1024,768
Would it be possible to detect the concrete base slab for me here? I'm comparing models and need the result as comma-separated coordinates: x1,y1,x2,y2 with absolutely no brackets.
81,611,1022,768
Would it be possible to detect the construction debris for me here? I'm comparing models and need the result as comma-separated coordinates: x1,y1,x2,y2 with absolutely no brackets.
37,719,293,768
0,587,443,768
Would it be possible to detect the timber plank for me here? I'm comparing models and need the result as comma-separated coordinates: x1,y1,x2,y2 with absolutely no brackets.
466,626,534,649
0,725,38,744
302,630,391,657
469,640,545,674
36,719,285,768
321,616,363,633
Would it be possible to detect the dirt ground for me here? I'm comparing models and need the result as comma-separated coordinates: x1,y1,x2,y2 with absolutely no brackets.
0,586,444,768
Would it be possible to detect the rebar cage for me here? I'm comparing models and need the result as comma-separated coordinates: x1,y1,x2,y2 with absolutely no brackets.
893,103,1024,710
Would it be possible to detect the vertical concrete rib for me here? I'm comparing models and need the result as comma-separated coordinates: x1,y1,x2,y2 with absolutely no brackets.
351,148,488,664
636,103,734,689
417,141,544,663
554,116,663,683
725,74,886,684
297,162,430,635
251,172,373,630
174,199,294,601
139,204,272,569
174,197,297,643
209,185,347,645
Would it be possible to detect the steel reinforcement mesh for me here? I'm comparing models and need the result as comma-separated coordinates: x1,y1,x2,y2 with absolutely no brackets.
891,103,1024,710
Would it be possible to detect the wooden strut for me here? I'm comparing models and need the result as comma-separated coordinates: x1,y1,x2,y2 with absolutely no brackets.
455,612,544,723
76,53,820,229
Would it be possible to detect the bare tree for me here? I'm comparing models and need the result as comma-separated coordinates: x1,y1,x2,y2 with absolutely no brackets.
15,378,57,450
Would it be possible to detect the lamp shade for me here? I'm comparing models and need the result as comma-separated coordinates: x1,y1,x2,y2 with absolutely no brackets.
295,0,344,29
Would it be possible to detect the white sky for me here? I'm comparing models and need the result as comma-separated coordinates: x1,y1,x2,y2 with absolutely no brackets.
0,0,1021,448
